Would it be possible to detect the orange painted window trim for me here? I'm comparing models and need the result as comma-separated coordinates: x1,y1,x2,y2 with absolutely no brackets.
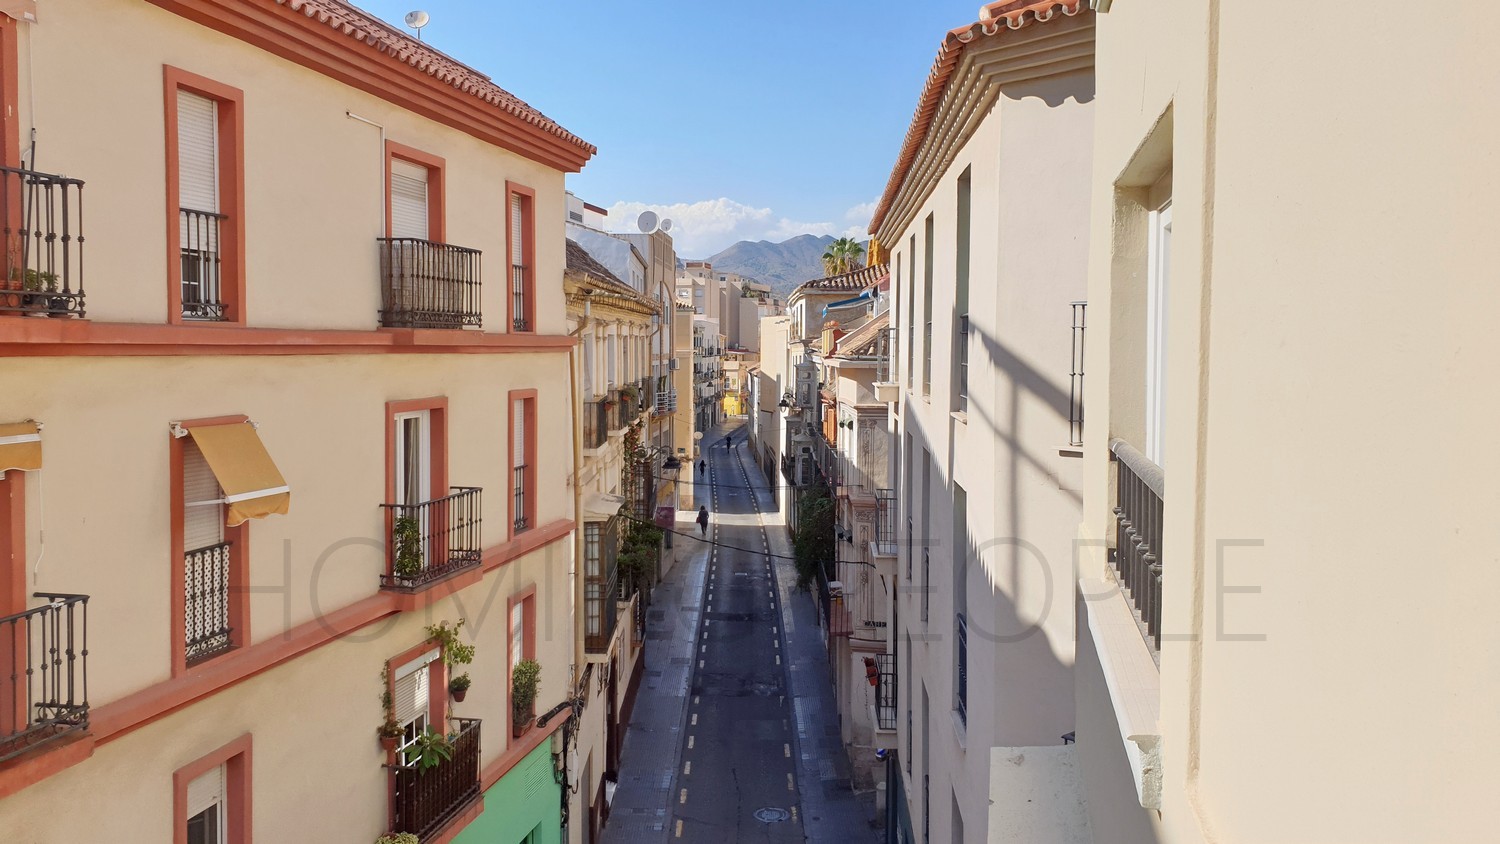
384,398,449,577
385,636,448,829
172,733,252,844
163,66,246,327
170,415,251,678
385,140,446,242
0,18,19,171
1,470,24,738
507,584,537,667
507,389,537,539
505,182,536,333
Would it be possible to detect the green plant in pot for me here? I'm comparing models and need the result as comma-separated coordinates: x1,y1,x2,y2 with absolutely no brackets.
377,718,403,752
392,515,423,580
511,658,540,738
402,725,453,771
375,834,420,844
448,672,471,702
377,665,403,752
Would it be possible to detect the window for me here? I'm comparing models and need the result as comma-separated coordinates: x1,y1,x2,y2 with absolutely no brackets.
385,399,450,583
907,237,916,391
1146,200,1172,467
920,449,931,624
507,182,536,332
165,67,243,325
509,391,536,536
954,167,971,415
393,648,440,754
389,159,431,240
182,438,233,665
174,735,250,844
904,431,913,580
923,215,934,398
953,484,968,727
904,632,913,774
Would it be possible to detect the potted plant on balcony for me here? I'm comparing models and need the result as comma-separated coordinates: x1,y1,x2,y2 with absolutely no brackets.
392,515,423,580
511,658,540,738
402,725,453,771
20,269,52,314
375,834,419,844
377,665,403,752
448,672,471,703
44,274,69,318
377,718,403,752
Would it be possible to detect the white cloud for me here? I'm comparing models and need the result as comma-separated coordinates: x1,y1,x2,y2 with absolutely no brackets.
603,197,864,257
844,198,879,226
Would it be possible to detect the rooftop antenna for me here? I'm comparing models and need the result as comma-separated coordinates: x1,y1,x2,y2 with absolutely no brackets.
404,10,430,41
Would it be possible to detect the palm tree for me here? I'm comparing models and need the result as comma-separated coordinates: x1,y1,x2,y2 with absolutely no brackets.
821,237,866,276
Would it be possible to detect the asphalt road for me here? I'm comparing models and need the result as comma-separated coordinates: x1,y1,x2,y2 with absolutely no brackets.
670,424,806,841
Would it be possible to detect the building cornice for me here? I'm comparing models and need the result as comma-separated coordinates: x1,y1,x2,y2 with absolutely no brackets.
144,0,595,172
871,2,1093,243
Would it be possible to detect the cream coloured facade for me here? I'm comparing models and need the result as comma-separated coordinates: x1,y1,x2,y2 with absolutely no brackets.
872,2,1096,842
1069,1,1500,842
0,1,594,843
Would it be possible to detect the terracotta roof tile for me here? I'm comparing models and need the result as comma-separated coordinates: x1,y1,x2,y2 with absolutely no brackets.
791,263,891,297
869,0,1086,236
279,0,594,157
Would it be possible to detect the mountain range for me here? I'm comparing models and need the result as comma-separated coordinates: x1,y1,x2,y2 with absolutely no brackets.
696,234,837,296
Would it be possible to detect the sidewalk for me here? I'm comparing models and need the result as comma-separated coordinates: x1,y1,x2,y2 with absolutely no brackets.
602,515,709,843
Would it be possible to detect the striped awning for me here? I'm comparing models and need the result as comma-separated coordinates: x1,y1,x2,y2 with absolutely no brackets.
0,421,41,473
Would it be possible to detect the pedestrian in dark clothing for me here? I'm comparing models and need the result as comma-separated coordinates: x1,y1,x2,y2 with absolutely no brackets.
698,459,706,477
697,506,710,536
723,435,731,449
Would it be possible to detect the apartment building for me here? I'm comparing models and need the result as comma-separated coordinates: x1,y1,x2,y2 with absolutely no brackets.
563,240,660,841
0,2,593,843
1067,1,1500,842
873,2,1096,841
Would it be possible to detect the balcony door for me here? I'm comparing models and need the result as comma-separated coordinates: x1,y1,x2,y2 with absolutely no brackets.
395,410,432,569
389,159,430,241
178,90,222,320
185,764,226,844
1145,201,1172,468
392,649,438,756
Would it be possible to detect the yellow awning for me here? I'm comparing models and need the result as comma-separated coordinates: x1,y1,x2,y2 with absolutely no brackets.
0,421,41,473
188,422,290,527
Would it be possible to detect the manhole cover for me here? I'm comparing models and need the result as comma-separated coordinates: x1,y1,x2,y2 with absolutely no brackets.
753,808,791,823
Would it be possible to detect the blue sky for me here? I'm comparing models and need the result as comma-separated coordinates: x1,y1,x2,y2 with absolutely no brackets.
355,1,983,256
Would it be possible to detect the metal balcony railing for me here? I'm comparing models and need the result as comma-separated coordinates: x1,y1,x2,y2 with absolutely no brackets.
513,467,530,533
185,541,233,665
1110,438,1164,650
653,389,678,415
956,613,968,726
0,594,89,763
874,489,898,555
380,487,483,590
583,399,607,450
388,718,482,840
874,652,897,730
511,263,530,332
378,237,482,329
0,166,86,319
584,518,620,652
1069,302,1087,447
180,208,225,320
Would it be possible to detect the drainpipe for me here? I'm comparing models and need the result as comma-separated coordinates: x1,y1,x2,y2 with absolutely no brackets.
344,112,385,233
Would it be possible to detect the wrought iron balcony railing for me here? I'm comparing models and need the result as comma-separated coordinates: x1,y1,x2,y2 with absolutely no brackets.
513,466,530,533
180,207,226,320
380,487,483,590
874,652,897,731
0,594,89,763
874,489,898,555
1110,438,1164,650
956,613,968,726
378,237,482,329
511,263,530,332
388,717,482,840
0,166,86,319
185,541,233,665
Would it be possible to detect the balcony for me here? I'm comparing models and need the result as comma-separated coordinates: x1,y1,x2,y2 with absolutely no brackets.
185,541,233,665
653,389,678,415
584,518,620,653
1110,438,1163,650
378,237,482,329
874,489,898,556
0,594,89,763
388,717,482,840
381,487,483,591
0,166,86,319
583,398,608,451
873,652,897,731
180,208,226,320
511,263,530,332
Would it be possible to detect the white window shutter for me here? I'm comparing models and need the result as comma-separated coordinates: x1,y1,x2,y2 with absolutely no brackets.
392,650,438,726
512,399,527,466
390,160,430,241
183,440,225,552
510,194,525,266
185,764,225,818
510,602,524,671
177,91,218,214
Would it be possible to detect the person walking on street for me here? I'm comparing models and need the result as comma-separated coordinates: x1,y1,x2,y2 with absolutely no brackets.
697,505,710,536
698,459,706,477
723,434,731,450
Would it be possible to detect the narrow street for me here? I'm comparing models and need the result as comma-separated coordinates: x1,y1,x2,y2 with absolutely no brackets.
605,419,874,843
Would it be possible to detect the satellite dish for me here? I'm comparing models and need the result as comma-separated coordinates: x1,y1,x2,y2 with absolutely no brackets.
660,219,673,233
404,10,430,39
637,210,659,233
